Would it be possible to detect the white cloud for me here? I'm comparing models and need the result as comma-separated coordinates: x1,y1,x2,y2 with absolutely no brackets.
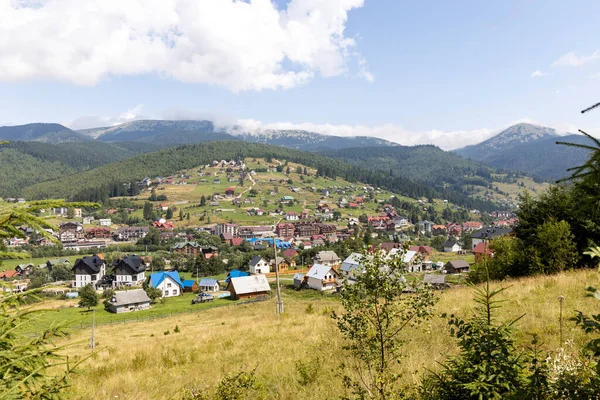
68,104,147,130
531,69,549,78
0,0,369,91
553,50,600,67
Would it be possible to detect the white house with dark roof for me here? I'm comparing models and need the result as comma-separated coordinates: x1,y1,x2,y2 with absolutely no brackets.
72,255,106,288
340,253,363,280
113,255,147,287
249,256,270,274
305,263,339,291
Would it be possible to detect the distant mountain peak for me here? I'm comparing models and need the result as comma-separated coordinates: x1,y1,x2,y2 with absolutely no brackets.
480,123,558,149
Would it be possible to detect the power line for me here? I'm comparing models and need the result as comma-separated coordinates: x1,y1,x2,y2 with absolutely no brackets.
581,102,600,114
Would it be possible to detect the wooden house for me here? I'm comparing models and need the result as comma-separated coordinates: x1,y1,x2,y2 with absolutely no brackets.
227,275,271,300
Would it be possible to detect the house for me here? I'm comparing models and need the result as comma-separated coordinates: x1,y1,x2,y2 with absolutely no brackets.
231,237,244,247
432,225,447,235
227,275,271,300
249,256,270,274
409,246,433,260
293,273,305,289
271,257,294,273
423,274,447,288
59,222,84,243
106,289,151,313
280,195,294,204
172,241,219,258
98,219,112,227
160,203,169,211
225,187,235,198
282,249,298,260
443,239,462,253
114,226,149,241
444,260,471,274
86,227,111,239
473,242,493,262
321,189,330,196
276,223,295,237
387,248,421,272
113,255,147,287
313,251,341,269
0,270,19,280
72,255,106,288
148,271,184,297
462,221,484,232
285,212,299,221
15,263,34,276
73,208,82,218
471,226,513,249
153,220,175,229
417,220,434,234
182,280,199,293
340,253,363,280
305,264,339,291
46,258,71,271
199,278,219,292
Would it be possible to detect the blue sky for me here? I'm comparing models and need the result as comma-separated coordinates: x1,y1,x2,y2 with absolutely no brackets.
0,0,599,148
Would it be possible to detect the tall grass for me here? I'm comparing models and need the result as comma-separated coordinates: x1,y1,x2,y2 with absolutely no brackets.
60,269,599,399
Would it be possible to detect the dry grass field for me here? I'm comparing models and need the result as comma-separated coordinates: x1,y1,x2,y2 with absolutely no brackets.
54,269,600,399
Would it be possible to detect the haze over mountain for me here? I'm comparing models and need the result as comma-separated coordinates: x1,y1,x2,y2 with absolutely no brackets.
454,123,594,180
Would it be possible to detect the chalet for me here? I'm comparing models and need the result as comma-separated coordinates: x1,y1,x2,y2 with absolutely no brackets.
106,289,151,313
149,271,183,297
182,280,198,293
305,264,339,291
340,253,362,280
227,275,271,300
213,179,221,184
471,226,513,249
72,255,106,288
321,189,330,196
86,227,111,239
46,258,71,271
313,251,341,269
249,256,270,274
15,263,34,276
199,278,219,292
443,239,462,253
271,256,294,273
114,226,149,241
444,260,471,274
172,241,219,258
113,255,147,287
225,187,236,198
473,242,493,262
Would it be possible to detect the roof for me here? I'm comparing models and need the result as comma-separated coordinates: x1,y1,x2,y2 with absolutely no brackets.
473,242,493,255
443,239,458,247
445,260,470,270
109,289,151,306
409,245,433,256
183,280,197,288
249,256,266,267
115,255,146,273
314,251,340,262
226,269,249,283
149,271,183,289
72,255,105,273
231,238,244,246
471,226,513,240
0,270,19,279
424,274,446,284
306,264,338,280
341,253,362,273
229,275,271,295
293,273,305,280
199,278,218,287
47,257,71,266
387,248,418,264
282,249,298,259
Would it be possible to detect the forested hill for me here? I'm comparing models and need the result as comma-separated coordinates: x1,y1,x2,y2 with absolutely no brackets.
0,141,161,197
0,123,90,144
21,141,496,211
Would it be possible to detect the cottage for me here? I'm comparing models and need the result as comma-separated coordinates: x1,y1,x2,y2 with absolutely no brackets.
113,255,147,287
443,239,462,253
305,264,339,291
199,278,220,292
227,275,271,300
72,255,106,288
148,271,183,297
444,260,471,274
473,242,493,262
249,256,270,274
271,256,294,273
340,253,363,280
182,280,199,293
106,289,151,313
313,251,341,269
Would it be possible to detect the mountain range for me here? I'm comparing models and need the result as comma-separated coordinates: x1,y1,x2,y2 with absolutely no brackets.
454,123,593,180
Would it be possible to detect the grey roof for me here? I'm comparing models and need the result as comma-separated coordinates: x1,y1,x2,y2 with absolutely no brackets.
424,274,446,284
314,251,340,262
109,289,151,306
230,275,271,294
340,253,362,273
471,226,513,240
115,255,146,274
199,278,218,287
443,239,458,247
445,260,470,270
72,255,104,273
306,264,338,280
249,255,266,267
293,273,305,280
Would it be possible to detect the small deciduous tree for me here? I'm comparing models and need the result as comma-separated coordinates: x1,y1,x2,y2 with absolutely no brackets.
333,250,436,399
78,283,99,310
50,264,73,282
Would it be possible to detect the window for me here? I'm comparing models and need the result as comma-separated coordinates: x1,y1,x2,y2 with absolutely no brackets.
164,290,169,296
167,283,172,288
173,290,178,295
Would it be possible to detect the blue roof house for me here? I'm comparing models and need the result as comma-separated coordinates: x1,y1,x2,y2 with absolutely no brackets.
225,269,249,283
149,271,184,297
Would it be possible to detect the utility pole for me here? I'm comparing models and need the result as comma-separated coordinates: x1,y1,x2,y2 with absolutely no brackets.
90,308,95,350
274,218,284,315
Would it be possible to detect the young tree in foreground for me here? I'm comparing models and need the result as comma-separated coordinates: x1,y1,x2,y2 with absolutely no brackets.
78,283,99,310
333,250,435,400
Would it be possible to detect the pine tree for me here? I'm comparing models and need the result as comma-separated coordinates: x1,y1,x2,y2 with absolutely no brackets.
165,208,173,219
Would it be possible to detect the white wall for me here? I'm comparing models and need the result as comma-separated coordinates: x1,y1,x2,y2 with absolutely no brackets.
156,276,181,297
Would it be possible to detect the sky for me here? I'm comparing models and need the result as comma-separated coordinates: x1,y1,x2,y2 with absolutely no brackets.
1,0,600,149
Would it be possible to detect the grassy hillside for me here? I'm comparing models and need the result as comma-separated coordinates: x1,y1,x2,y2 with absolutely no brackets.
51,269,598,399
0,141,158,197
